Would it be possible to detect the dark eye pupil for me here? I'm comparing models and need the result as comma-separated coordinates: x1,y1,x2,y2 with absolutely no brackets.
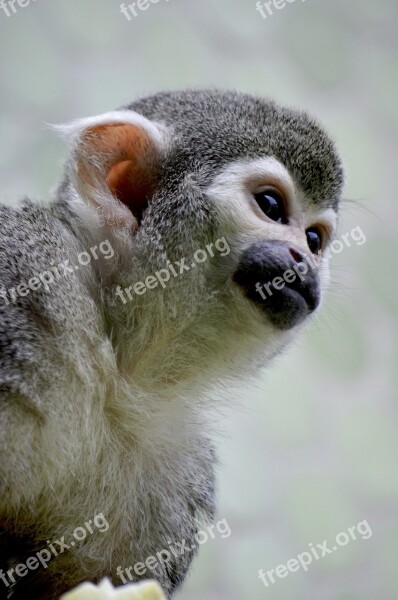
306,228,322,254
254,191,285,223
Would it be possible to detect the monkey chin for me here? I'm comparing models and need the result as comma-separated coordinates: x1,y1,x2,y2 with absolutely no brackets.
256,287,320,331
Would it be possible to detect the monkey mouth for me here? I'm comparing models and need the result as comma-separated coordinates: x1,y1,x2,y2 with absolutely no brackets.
234,278,319,331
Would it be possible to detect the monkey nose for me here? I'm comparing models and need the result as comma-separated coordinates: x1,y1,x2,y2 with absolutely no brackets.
288,247,304,263
233,240,321,330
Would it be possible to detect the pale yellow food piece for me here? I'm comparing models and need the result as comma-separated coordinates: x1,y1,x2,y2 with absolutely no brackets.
61,578,166,600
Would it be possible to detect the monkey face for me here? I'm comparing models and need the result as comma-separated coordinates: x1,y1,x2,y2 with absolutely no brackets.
205,156,338,333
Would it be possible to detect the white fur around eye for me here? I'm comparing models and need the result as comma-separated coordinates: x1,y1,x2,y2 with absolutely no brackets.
206,157,300,260
206,156,337,253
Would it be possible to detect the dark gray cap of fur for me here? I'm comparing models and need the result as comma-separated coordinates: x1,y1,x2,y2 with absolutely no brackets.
126,89,344,211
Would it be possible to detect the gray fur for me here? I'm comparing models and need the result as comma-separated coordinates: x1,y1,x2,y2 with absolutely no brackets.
127,89,344,209
0,90,343,599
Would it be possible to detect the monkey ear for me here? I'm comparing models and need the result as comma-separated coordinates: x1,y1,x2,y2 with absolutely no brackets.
56,111,170,233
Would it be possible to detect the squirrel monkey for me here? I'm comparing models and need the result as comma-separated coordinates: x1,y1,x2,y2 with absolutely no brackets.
0,90,344,598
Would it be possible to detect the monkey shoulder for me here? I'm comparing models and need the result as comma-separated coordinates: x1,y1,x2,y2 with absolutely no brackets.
0,200,103,404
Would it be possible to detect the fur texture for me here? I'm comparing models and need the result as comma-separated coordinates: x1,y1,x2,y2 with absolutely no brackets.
0,90,344,599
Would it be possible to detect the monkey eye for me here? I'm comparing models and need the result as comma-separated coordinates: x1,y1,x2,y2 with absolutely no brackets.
306,227,323,254
253,189,287,224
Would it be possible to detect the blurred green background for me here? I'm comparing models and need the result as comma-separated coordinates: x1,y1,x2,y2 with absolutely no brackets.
1,0,397,598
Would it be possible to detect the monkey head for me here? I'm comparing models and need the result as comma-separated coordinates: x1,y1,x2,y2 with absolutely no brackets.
57,90,344,385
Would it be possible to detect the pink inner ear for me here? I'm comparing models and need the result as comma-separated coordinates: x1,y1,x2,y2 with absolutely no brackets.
106,159,153,224
79,123,158,225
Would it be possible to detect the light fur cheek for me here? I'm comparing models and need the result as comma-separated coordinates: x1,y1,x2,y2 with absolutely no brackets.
318,257,331,298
